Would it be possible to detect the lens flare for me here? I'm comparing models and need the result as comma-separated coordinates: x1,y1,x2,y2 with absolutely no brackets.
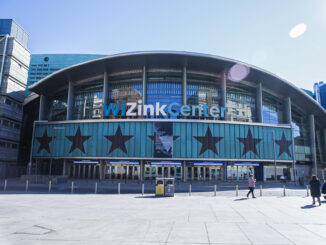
228,64,250,82
289,23,307,38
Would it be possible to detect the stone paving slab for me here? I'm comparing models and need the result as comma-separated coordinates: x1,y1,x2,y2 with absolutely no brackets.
0,193,326,244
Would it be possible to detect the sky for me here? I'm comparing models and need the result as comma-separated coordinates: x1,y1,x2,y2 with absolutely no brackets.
1,0,325,90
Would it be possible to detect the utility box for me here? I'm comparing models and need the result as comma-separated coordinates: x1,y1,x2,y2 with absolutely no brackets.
155,178,164,197
164,178,174,197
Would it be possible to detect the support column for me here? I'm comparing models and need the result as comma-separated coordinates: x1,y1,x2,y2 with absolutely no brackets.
182,161,187,182
256,82,263,123
142,66,147,104
99,160,104,180
283,97,291,124
39,95,47,120
309,114,318,175
63,159,67,176
140,160,144,181
66,81,75,120
102,72,109,119
182,66,187,105
221,70,227,120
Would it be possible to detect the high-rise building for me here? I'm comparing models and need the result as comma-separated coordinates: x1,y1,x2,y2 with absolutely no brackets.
0,19,30,176
313,81,326,110
26,54,106,94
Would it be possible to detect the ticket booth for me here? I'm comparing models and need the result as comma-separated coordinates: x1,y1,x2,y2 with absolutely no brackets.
105,160,140,180
144,161,182,181
186,162,223,182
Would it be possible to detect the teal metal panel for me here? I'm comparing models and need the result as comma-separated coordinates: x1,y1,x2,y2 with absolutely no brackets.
32,121,293,161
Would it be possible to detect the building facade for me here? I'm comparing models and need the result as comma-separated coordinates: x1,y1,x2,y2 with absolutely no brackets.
27,52,326,182
0,19,30,176
26,54,106,94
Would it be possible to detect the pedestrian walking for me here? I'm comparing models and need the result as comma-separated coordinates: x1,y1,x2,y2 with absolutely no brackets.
309,175,321,206
246,174,256,198
321,180,326,201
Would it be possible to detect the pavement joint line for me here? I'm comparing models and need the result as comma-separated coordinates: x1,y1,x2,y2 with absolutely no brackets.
208,203,218,222
204,222,211,245
235,222,254,245
164,221,175,245
229,203,247,223
265,222,295,245
297,223,326,241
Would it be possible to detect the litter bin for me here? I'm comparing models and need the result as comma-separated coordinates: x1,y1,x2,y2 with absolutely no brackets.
155,178,164,197
164,178,174,197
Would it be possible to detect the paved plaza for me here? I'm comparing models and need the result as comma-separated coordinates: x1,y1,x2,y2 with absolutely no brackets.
0,192,326,245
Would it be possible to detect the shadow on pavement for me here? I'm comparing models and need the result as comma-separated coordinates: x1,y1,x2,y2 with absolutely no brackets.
134,195,157,199
301,204,318,209
234,198,248,201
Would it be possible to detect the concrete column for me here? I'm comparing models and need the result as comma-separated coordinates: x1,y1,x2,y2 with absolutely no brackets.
283,97,291,124
142,66,146,104
99,160,105,180
182,66,187,105
39,95,47,120
309,114,318,175
256,82,263,123
62,159,67,176
66,81,75,120
102,72,109,119
220,71,227,108
182,161,187,182
140,160,144,181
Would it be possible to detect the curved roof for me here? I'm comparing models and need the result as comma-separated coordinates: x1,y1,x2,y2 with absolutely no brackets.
29,51,326,126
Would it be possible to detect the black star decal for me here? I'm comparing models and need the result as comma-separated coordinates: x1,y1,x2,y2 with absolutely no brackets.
105,126,133,154
275,132,292,157
237,128,262,156
66,126,91,153
194,127,223,155
36,129,54,153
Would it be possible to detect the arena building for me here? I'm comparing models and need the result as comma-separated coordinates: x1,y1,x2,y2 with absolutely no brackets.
26,51,326,182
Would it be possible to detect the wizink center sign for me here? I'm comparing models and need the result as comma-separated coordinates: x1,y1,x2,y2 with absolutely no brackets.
103,100,226,119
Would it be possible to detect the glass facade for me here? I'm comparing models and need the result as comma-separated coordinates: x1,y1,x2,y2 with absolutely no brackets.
187,74,220,106
47,93,67,121
147,72,182,118
107,72,142,118
262,91,284,124
72,81,103,120
291,107,311,161
226,83,256,122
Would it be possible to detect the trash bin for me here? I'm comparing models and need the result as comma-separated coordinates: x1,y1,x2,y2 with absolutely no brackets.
155,178,164,197
164,178,174,197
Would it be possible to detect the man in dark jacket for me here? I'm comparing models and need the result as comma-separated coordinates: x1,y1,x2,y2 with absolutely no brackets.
309,175,321,206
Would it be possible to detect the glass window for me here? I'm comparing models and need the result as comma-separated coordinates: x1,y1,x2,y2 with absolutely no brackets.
73,80,103,120
262,91,284,124
226,83,257,122
291,107,311,161
47,93,67,121
147,71,182,118
106,72,142,118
